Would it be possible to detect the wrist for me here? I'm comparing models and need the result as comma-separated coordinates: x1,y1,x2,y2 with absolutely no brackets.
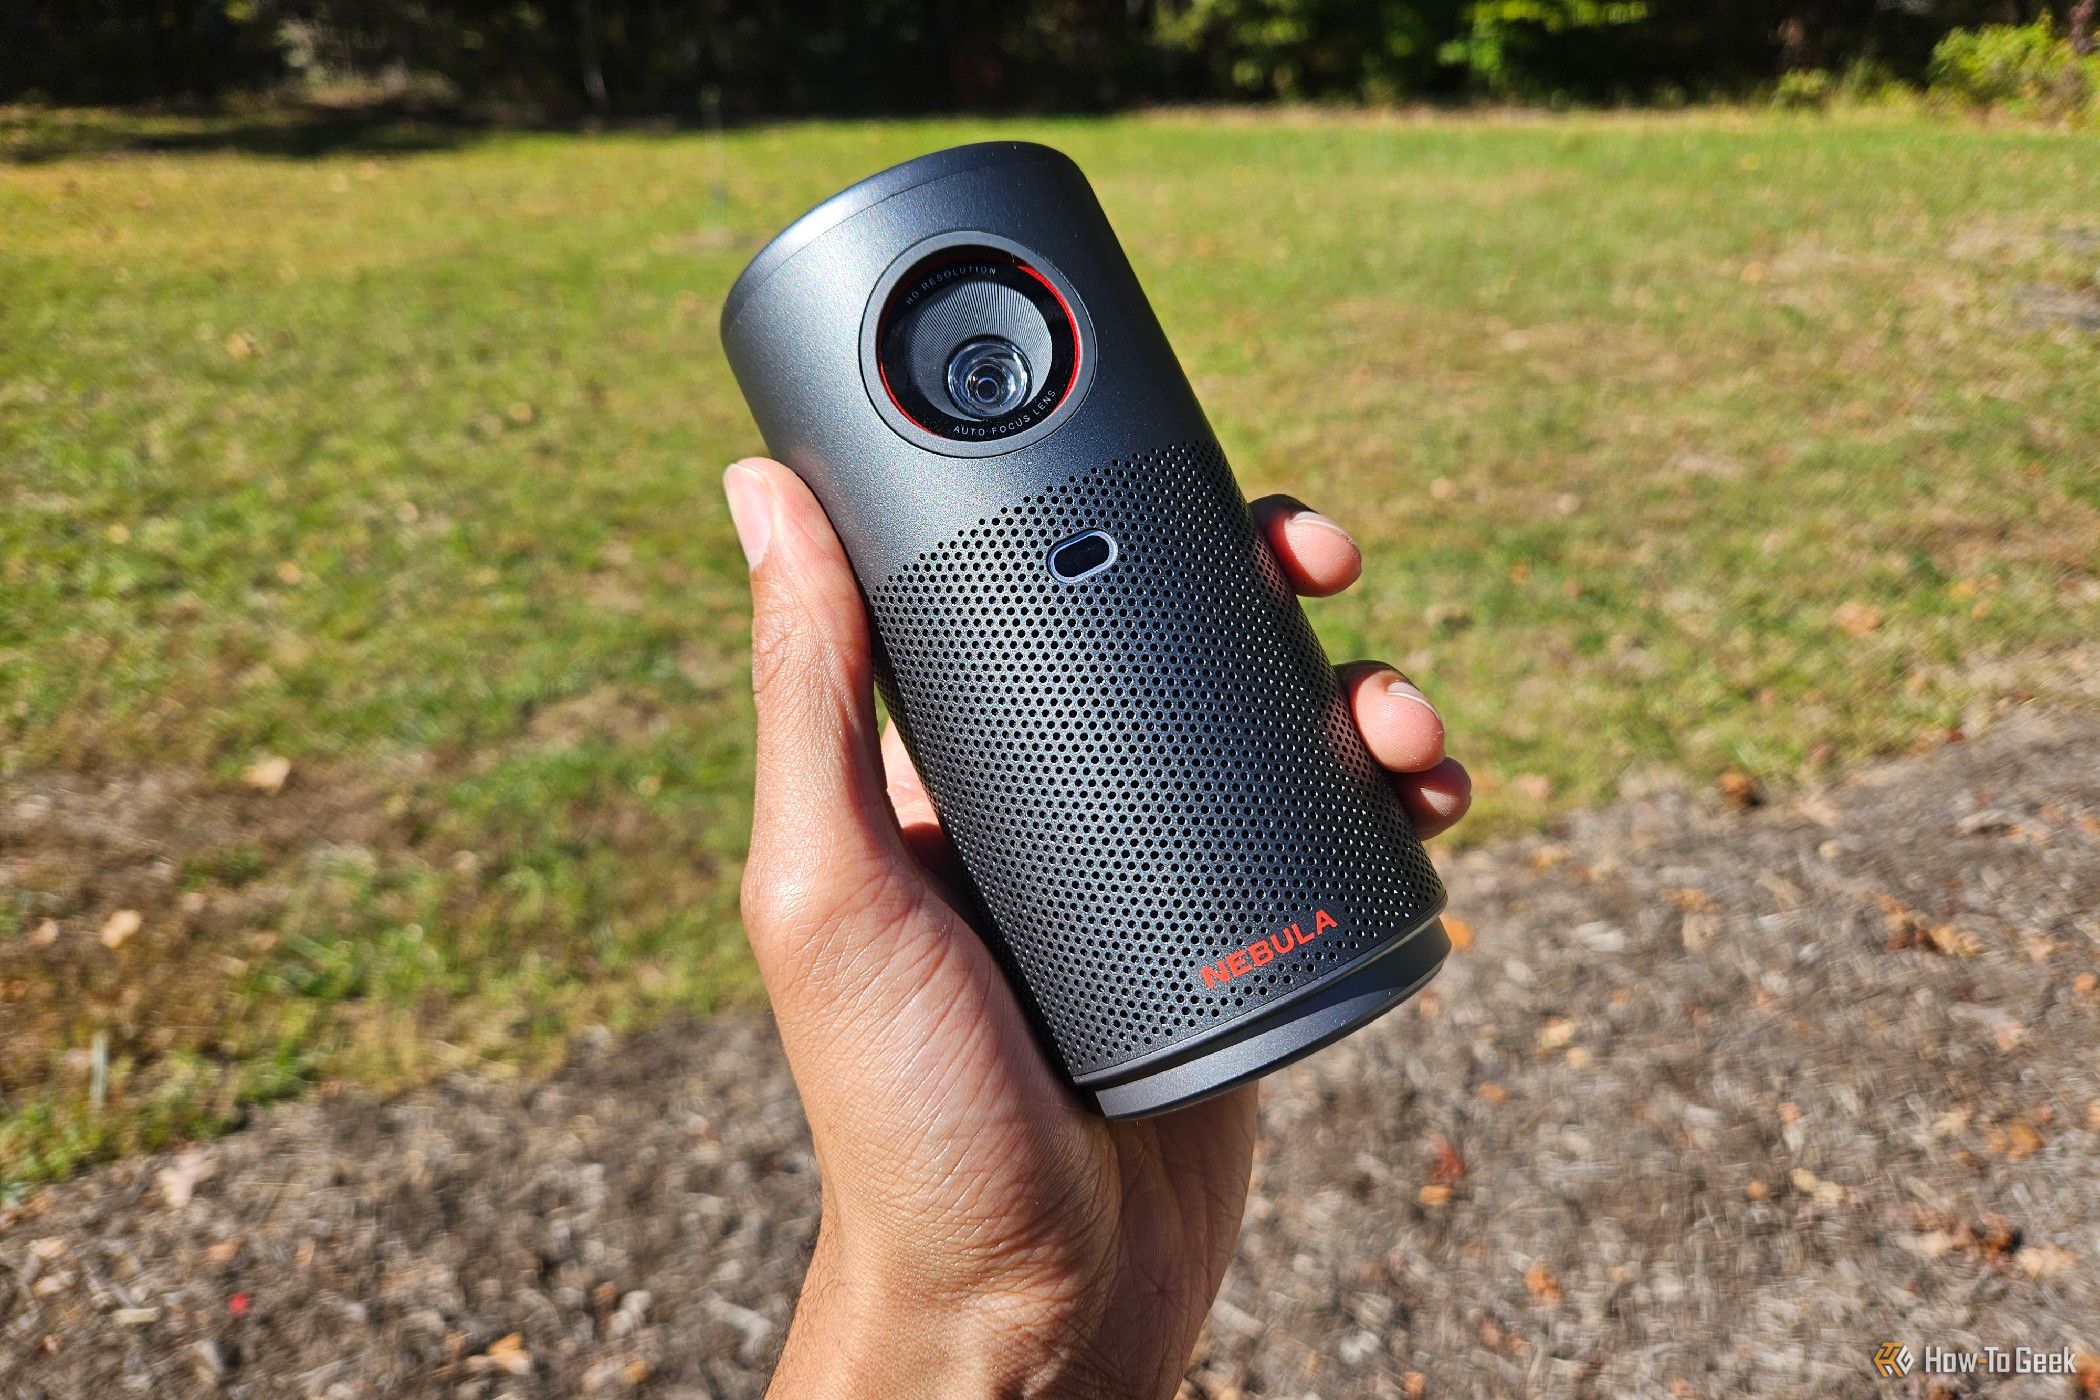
768,1223,1139,1399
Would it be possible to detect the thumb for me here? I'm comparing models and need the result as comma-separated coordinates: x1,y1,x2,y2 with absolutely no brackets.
723,458,898,902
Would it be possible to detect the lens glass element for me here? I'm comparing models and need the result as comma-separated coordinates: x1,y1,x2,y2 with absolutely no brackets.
873,246,1082,445
945,337,1032,419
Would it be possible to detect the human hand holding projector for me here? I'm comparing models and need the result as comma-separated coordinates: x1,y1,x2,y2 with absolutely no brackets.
719,143,1471,1396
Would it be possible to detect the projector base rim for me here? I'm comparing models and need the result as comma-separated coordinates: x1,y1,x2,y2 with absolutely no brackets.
1077,915,1450,1121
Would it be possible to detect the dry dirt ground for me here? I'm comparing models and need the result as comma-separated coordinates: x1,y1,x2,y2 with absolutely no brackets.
4,709,2098,1399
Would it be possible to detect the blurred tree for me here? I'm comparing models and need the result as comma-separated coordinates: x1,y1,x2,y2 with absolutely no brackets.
0,0,2086,111
1152,0,1466,99
0,1,284,105
1437,0,1650,93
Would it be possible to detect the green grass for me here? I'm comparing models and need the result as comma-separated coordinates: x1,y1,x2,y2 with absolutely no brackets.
2,106,2096,1190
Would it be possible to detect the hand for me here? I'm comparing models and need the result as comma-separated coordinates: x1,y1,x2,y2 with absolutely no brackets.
722,458,1470,1399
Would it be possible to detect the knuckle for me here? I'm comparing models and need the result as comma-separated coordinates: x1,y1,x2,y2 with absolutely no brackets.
738,852,832,938
739,843,927,995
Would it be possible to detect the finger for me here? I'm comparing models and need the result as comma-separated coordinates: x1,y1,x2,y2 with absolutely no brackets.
723,457,900,908
1250,495,1361,598
1393,757,1472,841
1337,661,1445,774
881,720,963,881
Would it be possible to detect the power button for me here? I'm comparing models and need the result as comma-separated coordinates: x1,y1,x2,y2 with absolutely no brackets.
1048,530,1117,583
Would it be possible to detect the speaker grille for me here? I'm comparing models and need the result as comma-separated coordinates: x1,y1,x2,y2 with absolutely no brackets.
869,441,1445,1079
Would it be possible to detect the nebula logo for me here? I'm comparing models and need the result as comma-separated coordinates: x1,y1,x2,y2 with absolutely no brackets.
1197,910,1339,988
1873,1342,1916,1378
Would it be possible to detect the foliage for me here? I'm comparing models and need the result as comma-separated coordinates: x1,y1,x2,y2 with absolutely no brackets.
1770,67,1838,110
3,1,2095,113
1437,0,1648,94
1154,0,1462,100
1930,19,2100,119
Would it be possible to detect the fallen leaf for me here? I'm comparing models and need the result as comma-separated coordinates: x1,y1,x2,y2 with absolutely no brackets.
1877,895,1979,956
1744,1179,1767,1201
1910,1211,2019,1265
1921,923,1981,958
1717,770,1763,809
1428,1138,1467,1186
1832,600,1882,636
2015,1244,2077,1278
1416,1184,1452,1207
1478,1081,1510,1105
506,401,537,425
1524,1261,1563,1304
1789,1168,1844,1206
99,909,142,950
224,331,257,359
1444,915,1475,952
242,755,292,794
112,1307,160,1326
1400,1374,1427,1400
1987,1118,2044,1161
1510,773,1553,804
275,560,303,586
157,1150,215,1208
1537,1017,1577,1052
1904,1229,1960,1258
479,1333,532,1376
29,919,60,947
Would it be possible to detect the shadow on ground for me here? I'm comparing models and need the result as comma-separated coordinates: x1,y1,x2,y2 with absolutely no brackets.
1,103,505,163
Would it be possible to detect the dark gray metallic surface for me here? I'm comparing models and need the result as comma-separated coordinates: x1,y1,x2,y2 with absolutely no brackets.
721,143,1447,1117
722,143,1192,583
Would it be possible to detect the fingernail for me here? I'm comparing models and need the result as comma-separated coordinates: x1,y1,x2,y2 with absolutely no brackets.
1385,676,1438,717
722,462,772,570
1290,509,1356,547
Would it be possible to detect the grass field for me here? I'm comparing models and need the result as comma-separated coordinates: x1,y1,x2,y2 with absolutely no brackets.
2,106,2096,1189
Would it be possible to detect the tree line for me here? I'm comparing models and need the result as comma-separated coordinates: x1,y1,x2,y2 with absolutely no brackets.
2,1,2087,114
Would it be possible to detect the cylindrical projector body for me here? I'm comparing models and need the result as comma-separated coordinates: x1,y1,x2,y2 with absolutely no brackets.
721,143,1448,1118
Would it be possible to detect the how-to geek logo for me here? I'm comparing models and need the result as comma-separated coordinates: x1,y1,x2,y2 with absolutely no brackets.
1198,910,1339,988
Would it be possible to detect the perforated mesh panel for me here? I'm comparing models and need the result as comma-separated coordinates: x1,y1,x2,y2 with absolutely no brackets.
869,441,1446,1079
